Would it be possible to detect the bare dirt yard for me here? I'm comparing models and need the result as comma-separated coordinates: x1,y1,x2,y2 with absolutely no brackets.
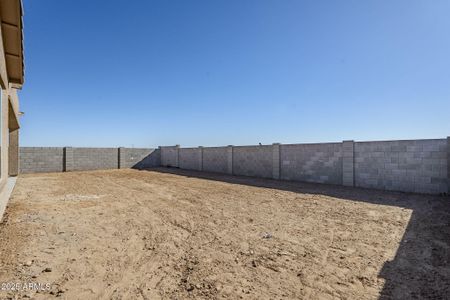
0,168,449,299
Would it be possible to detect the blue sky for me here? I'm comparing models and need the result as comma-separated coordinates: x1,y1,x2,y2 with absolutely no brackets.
20,0,450,147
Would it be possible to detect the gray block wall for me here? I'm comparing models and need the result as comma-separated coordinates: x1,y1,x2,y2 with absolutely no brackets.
354,139,447,194
232,145,273,178
280,143,343,184
160,146,179,167
19,137,450,195
448,137,450,191
64,147,74,172
72,148,119,171
19,147,64,174
179,148,201,170
156,138,450,194
342,141,354,186
202,147,228,174
19,147,160,174
272,143,280,180
119,148,160,169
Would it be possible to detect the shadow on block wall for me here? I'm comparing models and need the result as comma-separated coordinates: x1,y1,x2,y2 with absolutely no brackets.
130,150,161,170
143,167,450,299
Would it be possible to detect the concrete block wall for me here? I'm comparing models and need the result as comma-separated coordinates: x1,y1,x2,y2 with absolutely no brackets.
119,148,160,169
72,148,118,171
20,147,160,174
20,147,65,174
227,146,233,175
202,147,229,174
280,143,343,185
448,137,450,191
160,145,179,167
19,137,450,195
272,143,280,180
64,147,74,172
232,145,273,178
342,141,354,186
179,147,201,170
198,147,203,171
166,138,449,194
354,139,448,194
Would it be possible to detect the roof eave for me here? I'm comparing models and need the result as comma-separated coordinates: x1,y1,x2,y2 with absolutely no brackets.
0,0,24,88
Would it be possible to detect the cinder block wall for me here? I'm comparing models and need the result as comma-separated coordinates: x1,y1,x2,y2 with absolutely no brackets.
160,146,179,167
19,147,160,174
19,147,64,174
72,148,118,171
161,138,449,195
280,143,343,184
202,147,228,174
119,148,160,169
19,138,450,194
232,145,273,178
179,148,201,170
354,139,447,194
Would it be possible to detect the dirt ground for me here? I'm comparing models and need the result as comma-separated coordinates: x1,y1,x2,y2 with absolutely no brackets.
0,168,449,299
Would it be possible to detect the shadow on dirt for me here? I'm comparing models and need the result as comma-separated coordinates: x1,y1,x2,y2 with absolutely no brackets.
140,167,450,299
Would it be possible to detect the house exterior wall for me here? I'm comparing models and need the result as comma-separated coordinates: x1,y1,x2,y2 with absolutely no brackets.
0,0,24,221
0,27,22,188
